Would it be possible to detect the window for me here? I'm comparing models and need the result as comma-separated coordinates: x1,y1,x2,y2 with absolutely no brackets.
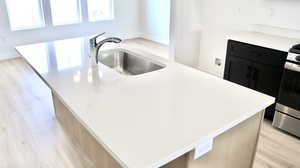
5,0,114,31
5,0,45,31
87,0,114,21
50,0,81,25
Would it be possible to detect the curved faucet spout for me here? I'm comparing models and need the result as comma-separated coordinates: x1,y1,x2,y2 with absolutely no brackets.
89,34,122,64
95,37,122,49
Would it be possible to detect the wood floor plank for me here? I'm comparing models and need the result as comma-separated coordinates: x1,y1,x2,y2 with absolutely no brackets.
0,58,94,168
0,58,299,168
253,121,300,168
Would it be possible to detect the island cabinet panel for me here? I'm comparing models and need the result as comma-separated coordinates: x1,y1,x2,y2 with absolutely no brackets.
186,111,263,168
162,112,264,168
52,92,122,168
224,40,287,120
251,63,283,97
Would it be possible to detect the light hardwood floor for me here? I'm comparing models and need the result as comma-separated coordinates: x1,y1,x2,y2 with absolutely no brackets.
0,58,299,168
254,120,300,168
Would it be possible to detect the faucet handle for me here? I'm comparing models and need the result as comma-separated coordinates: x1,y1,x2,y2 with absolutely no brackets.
90,32,106,47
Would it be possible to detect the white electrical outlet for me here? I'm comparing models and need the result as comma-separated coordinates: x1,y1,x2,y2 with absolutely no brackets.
215,58,222,66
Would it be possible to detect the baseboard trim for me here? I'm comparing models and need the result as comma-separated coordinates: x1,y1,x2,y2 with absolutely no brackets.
0,51,20,61
140,33,169,45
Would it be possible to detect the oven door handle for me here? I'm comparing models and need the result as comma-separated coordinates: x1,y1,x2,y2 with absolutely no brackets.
285,62,300,72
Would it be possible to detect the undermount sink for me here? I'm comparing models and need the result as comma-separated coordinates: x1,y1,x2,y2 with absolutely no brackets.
98,50,166,75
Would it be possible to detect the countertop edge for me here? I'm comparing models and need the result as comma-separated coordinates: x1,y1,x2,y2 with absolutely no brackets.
146,98,274,168
225,31,300,52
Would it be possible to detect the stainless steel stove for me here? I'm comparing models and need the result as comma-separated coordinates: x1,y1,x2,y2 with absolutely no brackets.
273,46,300,137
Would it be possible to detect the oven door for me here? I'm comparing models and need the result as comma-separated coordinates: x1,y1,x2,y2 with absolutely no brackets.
277,63,300,113
274,63,300,137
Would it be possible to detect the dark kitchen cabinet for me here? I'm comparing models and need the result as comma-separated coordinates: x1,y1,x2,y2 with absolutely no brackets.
224,56,252,88
251,63,283,96
224,40,287,120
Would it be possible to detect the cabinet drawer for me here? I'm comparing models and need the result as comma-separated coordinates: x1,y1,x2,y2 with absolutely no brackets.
227,40,287,67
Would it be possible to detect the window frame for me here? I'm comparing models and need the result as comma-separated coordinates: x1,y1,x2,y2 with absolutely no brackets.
4,0,115,31
87,0,115,22
49,0,83,26
5,0,46,31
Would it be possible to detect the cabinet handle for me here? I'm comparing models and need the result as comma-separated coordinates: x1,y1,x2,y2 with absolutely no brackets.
230,44,234,51
246,66,252,78
292,79,298,94
252,68,259,89
252,68,258,81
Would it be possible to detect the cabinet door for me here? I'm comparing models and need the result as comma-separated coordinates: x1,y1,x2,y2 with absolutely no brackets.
251,63,284,120
224,55,252,88
251,63,283,97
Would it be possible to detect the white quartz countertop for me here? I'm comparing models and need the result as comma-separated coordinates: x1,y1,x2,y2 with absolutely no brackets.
16,37,275,168
227,31,300,52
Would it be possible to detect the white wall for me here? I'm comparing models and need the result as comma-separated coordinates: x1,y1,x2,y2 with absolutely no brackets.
170,0,202,67
139,0,170,45
0,0,140,60
170,0,300,77
196,0,300,77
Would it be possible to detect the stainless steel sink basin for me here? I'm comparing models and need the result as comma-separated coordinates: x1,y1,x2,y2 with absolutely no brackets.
98,50,166,75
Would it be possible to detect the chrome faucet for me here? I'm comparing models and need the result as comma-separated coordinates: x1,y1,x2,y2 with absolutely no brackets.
89,33,122,64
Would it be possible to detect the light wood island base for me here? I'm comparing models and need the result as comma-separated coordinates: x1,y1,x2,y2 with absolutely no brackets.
52,92,122,168
52,91,264,168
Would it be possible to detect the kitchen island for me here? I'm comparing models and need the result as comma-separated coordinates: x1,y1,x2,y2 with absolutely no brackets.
16,37,274,168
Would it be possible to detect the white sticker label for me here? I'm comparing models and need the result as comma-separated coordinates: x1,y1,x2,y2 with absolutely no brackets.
193,138,213,160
